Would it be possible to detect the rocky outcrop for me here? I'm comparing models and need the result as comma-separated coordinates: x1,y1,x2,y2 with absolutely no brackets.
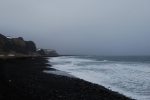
25,41,36,52
44,49,59,56
38,49,58,57
0,34,36,55
9,37,28,54
37,49,45,55
0,34,10,52
0,33,59,56
48,50,59,56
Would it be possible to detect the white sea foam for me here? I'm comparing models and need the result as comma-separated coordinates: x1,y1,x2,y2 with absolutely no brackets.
46,56,150,100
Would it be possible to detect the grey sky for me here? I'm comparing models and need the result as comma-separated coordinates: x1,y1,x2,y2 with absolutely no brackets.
0,0,150,55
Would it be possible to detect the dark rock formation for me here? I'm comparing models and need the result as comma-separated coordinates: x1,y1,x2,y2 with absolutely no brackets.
9,37,28,54
25,41,36,52
0,34,36,55
0,33,59,56
0,34,10,52
37,49,59,56
44,49,59,56
48,50,59,56
37,49,45,55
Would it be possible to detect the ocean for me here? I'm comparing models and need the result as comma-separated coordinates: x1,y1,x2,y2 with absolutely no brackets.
45,56,150,100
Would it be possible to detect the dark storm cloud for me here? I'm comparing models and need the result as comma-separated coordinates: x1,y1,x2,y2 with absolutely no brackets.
0,0,150,55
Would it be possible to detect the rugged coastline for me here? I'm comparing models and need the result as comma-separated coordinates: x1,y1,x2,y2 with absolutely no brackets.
0,57,133,100
0,33,59,57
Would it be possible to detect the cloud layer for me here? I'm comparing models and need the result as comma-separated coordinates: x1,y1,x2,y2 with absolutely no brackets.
0,0,150,55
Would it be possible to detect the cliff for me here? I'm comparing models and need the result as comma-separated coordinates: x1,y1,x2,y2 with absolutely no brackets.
25,41,36,53
9,37,28,54
37,49,59,57
0,34,10,52
0,33,59,56
0,34,36,55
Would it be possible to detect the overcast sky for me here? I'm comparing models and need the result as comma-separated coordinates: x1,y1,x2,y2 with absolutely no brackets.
0,0,150,55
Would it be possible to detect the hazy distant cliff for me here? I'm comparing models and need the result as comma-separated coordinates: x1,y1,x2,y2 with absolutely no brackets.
37,49,59,57
0,33,58,56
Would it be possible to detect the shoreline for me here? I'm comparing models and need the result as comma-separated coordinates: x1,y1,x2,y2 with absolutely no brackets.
0,57,134,100
44,70,76,78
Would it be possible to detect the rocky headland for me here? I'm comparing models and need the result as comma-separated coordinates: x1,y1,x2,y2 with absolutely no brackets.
0,33,58,57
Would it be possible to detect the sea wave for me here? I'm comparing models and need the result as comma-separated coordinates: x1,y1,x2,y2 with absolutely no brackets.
47,56,150,100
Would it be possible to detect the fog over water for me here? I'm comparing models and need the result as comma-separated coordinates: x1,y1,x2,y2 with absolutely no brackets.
0,0,150,55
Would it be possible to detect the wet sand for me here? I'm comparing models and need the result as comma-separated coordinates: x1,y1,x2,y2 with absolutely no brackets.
0,57,133,100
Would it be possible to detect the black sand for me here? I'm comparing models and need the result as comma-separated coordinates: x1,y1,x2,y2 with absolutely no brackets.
0,57,134,100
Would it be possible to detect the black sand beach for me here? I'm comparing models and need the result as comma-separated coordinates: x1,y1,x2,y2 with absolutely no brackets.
0,57,133,100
